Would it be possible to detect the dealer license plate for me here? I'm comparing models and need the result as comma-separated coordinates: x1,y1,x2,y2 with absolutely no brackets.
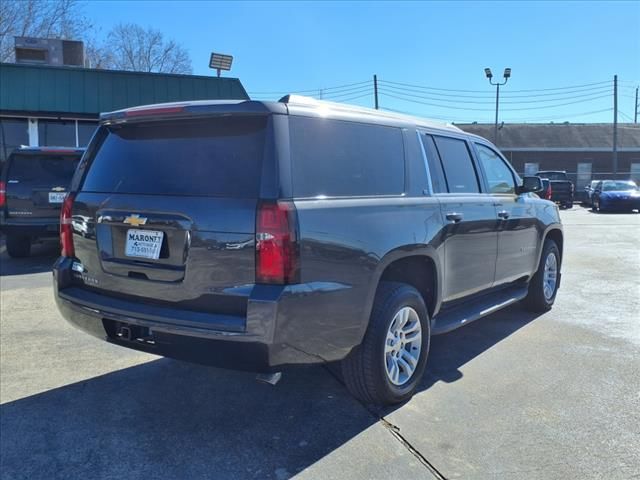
48,192,66,203
125,229,164,260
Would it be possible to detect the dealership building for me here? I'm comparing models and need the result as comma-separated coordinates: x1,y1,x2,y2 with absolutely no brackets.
458,123,640,190
0,62,249,163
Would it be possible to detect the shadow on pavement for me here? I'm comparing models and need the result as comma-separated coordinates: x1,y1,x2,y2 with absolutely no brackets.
419,304,540,391
0,237,58,276
0,305,541,480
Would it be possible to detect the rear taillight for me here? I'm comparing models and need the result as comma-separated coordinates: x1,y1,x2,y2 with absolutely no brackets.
255,201,299,285
546,185,553,200
0,181,5,208
60,193,75,257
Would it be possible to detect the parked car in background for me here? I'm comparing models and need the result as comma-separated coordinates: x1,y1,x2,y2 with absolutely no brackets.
0,146,84,257
583,180,600,207
536,170,574,208
591,180,640,213
52,97,563,405
540,178,553,201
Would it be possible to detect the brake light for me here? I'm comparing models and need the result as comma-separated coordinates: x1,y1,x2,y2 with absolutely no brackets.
125,106,185,117
60,193,75,257
546,185,553,200
255,201,299,284
0,181,5,208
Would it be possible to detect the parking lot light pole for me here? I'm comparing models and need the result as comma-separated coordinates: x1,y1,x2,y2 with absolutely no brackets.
485,67,511,145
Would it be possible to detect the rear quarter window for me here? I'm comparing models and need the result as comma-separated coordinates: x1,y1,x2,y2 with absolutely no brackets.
289,116,404,197
80,116,267,197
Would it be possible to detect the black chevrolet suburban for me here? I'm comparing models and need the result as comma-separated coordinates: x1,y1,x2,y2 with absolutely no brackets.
1,146,84,257
53,97,563,405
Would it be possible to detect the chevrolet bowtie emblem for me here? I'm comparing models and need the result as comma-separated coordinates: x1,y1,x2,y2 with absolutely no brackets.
51,186,66,192
123,214,147,226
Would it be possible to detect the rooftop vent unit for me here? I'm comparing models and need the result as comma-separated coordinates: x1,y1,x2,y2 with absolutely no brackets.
14,37,85,67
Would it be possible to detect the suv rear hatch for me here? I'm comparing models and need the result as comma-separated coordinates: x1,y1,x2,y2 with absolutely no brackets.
68,114,272,325
3,150,81,220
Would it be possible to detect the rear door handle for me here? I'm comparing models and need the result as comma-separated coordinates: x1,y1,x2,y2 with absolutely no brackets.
497,210,510,219
445,212,463,223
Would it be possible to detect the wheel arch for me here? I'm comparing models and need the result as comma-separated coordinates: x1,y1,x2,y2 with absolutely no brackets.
541,226,564,268
358,246,443,343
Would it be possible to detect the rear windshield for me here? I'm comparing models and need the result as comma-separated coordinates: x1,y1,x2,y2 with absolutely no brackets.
80,116,266,197
538,172,567,181
7,154,81,184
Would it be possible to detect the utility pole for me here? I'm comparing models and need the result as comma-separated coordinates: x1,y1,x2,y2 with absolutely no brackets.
613,75,618,178
374,74,379,110
494,83,500,144
484,68,511,145
635,86,638,124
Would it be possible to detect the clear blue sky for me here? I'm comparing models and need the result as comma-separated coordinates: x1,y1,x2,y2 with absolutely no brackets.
84,0,639,124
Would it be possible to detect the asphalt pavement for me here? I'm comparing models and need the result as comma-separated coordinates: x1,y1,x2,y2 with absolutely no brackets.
1,206,638,480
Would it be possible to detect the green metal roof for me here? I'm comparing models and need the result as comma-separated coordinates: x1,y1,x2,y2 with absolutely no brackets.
0,63,249,117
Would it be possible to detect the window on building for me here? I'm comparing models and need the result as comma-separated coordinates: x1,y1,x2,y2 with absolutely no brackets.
38,119,76,147
77,121,99,146
524,162,539,176
289,116,405,197
0,117,29,164
631,163,640,184
576,162,593,190
433,136,479,193
475,143,516,194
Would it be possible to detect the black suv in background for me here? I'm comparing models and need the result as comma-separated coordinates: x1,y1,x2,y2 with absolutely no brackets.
53,97,563,405
1,147,84,257
536,170,574,208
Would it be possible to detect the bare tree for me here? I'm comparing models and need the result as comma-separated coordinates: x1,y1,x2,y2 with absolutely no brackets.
105,23,192,74
0,0,91,62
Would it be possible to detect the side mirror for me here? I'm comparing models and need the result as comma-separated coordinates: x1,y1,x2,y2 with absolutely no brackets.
517,175,543,194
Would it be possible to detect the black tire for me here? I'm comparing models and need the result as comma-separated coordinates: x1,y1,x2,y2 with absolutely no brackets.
523,239,560,312
564,202,573,209
6,235,31,258
341,282,430,405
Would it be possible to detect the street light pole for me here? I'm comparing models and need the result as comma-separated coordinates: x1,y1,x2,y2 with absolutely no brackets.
485,67,511,145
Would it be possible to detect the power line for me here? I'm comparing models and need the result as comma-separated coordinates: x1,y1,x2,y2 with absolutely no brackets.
249,79,371,95
379,90,611,112
378,80,612,99
322,87,372,100
379,78,612,94
378,84,612,104
324,92,372,102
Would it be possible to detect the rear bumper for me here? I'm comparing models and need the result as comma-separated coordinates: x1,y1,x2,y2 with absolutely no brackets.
0,215,59,237
53,257,359,372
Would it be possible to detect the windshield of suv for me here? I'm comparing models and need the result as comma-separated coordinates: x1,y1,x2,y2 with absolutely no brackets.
7,154,81,184
80,116,266,198
602,181,638,191
538,172,567,181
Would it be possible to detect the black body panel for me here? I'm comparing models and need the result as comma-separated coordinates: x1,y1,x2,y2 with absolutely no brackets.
53,98,563,372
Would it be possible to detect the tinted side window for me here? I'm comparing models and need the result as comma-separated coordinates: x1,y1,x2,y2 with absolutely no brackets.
290,117,404,197
474,143,516,194
433,136,479,193
421,134,447,194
